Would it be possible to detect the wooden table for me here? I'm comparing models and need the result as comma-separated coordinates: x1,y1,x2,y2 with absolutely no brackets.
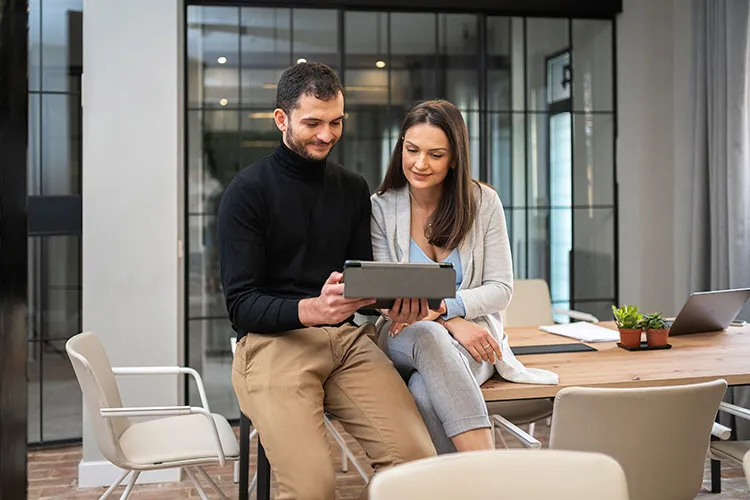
241,322,750,499
482,322,750,401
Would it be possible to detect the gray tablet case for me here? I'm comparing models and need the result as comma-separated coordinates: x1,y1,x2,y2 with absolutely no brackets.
343,260,455,309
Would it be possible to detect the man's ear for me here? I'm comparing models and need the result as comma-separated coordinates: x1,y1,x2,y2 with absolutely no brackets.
273,108,288,133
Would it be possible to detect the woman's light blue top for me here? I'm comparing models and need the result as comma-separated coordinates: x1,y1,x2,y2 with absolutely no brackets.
409,238,466,319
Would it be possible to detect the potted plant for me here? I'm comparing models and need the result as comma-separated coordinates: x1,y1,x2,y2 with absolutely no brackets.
640,312,670,347
612,305,643,348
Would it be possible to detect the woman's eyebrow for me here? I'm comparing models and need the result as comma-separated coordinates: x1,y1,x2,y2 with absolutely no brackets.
404,141,447,152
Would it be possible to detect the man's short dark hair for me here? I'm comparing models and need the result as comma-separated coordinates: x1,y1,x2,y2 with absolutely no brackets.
275,62,343,114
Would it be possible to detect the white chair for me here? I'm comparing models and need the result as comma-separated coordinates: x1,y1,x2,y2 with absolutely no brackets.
548,380,727,500
369,449,629,500
229,337,370,489
501,278,599,327
709,401,750,492
491,279,596,441
744,449,750,488
66,331,239,500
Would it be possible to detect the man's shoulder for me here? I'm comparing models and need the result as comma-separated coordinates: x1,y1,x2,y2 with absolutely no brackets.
222,156,274,198
236,155,274,184
220,157,274,208
327,160,368,188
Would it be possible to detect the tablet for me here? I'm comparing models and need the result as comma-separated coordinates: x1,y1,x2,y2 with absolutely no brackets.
343,260,456,310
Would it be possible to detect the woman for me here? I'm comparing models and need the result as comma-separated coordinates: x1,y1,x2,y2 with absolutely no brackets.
371,99,514,454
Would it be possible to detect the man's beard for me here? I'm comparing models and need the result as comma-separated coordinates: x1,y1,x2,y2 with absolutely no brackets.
285,123,336,161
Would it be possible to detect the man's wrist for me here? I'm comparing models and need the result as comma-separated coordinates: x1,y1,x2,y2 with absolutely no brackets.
298,297,320,327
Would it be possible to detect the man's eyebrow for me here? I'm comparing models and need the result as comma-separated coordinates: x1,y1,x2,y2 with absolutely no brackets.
300,115,345,122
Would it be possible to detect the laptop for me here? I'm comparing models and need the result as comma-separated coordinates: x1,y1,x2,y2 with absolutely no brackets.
668,288,750,335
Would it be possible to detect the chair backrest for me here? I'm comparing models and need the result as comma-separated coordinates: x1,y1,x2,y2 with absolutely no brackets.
66,332,131,467
369,449,629,500
549,379,727,500
502,279,554,327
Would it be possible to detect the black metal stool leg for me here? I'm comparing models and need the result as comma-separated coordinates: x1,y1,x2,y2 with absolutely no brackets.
711,458,722,493
257,439,271,500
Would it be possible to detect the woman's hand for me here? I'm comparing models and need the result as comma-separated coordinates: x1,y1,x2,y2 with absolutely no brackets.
384,299,445,336
422,300,447,323
441,317,502,363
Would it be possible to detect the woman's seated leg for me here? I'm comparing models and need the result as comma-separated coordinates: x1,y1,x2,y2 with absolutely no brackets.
386,320,493,452
408,371,457,454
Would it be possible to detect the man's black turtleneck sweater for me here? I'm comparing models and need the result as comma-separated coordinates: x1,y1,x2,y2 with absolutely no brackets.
217,141,372,338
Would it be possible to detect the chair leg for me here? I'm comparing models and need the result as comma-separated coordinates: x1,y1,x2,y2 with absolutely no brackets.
324,417,369,483
184,467,210,500
194,466,230,500
341,442,349,472
490,419,495,448
528,422,536,437
493,423,509,449
118,470,140,500
249,471,258,496
323,416,348,472
711,459,722,493
99,469,130,500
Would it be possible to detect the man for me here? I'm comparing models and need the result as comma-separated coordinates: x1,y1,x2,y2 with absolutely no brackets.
218,62,436,500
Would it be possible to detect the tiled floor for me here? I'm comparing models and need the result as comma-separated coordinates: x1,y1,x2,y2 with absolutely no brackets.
28,422,749,499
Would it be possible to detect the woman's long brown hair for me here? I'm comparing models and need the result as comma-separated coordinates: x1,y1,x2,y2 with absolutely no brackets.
377,99,477,251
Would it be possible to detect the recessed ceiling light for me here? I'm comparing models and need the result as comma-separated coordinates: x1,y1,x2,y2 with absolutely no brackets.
297,57,307,64
375,60,386,69
217,56,227,64
219,98,228,106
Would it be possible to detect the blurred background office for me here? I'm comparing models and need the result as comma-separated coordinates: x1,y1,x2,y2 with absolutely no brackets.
17,1,749,488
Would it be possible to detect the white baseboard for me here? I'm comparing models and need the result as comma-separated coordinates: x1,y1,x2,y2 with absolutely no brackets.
78,460,181,488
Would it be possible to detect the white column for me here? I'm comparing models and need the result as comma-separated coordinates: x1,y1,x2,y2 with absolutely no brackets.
617,0,689,315
80,0,184,487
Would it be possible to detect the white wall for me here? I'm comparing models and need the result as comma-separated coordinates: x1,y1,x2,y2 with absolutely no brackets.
616,0,693,315
81,0,184,486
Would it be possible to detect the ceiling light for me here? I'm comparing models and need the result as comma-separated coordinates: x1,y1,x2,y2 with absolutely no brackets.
217,56,227,64
297,57,307,64
219,98,228,106
375,60,386,69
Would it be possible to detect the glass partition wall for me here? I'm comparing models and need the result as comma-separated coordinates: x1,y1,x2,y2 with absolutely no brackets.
27,0,83,445
186,5,617,418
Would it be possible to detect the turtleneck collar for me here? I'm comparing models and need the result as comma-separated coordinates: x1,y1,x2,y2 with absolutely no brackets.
273,139,327,179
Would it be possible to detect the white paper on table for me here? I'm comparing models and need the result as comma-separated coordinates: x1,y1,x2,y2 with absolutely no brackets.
539,322,621,343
